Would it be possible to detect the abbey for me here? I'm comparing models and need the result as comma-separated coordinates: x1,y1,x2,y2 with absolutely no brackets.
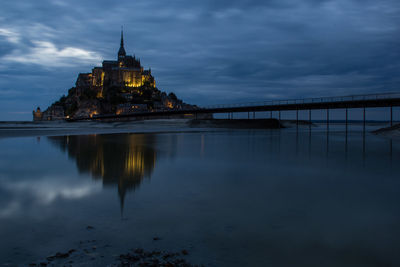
76,30,155,98
33,30,193,121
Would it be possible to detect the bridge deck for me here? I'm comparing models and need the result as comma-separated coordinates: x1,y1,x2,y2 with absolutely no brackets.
68,92,400,121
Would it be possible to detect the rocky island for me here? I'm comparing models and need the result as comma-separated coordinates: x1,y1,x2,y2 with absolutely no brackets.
33,30,195,121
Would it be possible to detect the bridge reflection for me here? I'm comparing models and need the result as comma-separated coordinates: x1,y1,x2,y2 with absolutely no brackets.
48,134,173,215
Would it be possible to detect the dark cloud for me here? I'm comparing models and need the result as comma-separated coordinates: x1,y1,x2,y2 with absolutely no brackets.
0,0,399,120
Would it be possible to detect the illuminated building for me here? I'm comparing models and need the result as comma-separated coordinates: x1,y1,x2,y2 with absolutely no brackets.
76,29,155,97
33,29,195,121
32,107,43,121
33,105,64,121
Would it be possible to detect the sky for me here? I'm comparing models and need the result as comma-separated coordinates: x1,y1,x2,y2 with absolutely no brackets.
0,0,399,121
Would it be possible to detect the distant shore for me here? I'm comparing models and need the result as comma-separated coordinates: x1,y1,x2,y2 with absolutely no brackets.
0,119,395,139
0,120,192,138
0,119,285,138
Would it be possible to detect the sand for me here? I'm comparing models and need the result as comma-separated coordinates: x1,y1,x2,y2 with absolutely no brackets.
0,119,287,138
372,123,400,138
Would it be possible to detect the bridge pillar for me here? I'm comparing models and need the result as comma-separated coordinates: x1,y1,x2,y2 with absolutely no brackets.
296,109,299,126
253,112,255,119
327,108,329,130
363,107,366,132
279,110,281,121
248,112,250,120
345,108,348,133
270,111,272,119
390,106,393,126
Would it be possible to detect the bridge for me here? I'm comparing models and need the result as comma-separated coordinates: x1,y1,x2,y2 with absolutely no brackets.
68,92,400,127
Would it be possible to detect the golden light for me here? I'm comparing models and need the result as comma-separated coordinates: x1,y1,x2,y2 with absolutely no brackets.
89,111,98,118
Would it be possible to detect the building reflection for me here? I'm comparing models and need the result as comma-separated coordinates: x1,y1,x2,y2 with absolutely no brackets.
48,134,161,215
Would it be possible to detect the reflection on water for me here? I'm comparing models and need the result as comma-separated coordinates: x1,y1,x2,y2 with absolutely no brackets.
0,127,400,266
301,126,395,165
48,134,164,214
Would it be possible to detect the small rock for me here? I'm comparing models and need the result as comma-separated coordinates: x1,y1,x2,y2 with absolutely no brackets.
86,226,94,230
153,237,161,241
151,250,161,256
163,253,172,260
134,248,144,254
181,249,189,255
46,251,69,261
55,252,69,258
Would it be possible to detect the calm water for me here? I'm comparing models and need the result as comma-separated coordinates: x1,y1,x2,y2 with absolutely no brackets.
0,125,399,266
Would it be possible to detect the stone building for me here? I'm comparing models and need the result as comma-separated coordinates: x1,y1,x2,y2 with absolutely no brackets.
32,107,43,121
76,30,155,97
32,30,193,121
32,105,65,121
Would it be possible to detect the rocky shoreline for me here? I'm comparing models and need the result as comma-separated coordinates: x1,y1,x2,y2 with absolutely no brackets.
22,225,202,267
27,245,199,267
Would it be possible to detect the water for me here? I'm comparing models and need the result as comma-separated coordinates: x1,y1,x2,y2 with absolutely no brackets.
0,124,399,266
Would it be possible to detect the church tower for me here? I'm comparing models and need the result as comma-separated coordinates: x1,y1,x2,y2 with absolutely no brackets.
118,28,126,61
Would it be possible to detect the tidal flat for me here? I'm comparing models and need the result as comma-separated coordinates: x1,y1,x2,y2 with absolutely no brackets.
0,121,399,266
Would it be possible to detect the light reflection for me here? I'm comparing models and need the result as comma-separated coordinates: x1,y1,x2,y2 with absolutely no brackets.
48,134,164,215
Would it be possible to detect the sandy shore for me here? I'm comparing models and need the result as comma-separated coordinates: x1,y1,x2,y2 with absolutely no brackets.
372,123,400,137
27,241,198,267
0,119,288,138
0,120,197,138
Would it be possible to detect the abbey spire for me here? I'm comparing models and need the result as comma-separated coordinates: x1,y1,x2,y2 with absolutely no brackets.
118,27,126,61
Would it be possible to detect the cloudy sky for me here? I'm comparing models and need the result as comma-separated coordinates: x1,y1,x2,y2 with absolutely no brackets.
0,0,399,120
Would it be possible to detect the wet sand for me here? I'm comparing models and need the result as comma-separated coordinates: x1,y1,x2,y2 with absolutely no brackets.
0,120,195,138
27,237,198,267
1,123,399,266
0,119,286,139
372,123,400,138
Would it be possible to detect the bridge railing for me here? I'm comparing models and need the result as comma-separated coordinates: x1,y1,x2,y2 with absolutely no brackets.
74,92,399,120
195,92,400,110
